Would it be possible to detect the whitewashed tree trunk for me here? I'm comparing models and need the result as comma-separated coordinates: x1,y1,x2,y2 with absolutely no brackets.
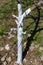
12,0,31,64
16,2,31,64
11,1,42,64
17,2,23,64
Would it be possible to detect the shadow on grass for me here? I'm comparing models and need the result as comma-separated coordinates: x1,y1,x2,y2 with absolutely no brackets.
23,7,43,60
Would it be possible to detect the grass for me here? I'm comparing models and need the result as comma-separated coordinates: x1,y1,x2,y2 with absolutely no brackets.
35,50,42,57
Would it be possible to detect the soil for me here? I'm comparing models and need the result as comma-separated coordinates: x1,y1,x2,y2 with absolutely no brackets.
0,38,43,65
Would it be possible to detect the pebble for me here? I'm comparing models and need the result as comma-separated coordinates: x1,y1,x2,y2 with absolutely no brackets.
3,35,6,38
5,44,10,51
1,53,7,62
35,44,39,48
12,53,14,56
30,43,35,51
0,47,4,51
23,58,27,62
6,56,11,62
30,60,33,63
30,59,33,63
28,34,31,37
1,56,5,62
39,47,43,51
34,59,39,65
27,51,29,54
8,34,14,39
24,41,27,47
40,55,43,61
3,61,7,65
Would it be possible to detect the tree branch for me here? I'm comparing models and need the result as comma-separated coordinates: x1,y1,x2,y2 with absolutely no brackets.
22,2,43,18
30,2,41,11
12,14,18,19
17,0,21,3
22,8,31,18
15,20,19,25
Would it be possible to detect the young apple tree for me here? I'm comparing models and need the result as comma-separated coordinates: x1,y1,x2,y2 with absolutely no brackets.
8,0,42,64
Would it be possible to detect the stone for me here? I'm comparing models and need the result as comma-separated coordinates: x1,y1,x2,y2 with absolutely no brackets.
35,44,39,48
1,53,7,62
30,43,35,51
39,47,43,51
6,57,11,62
12,53,14,56
24,41,27,47
8,34,14,39
40,55,43,61
5,44,10,51
3,61,7,65
23,58,27,63
1,56,5,62
27,51,28,54
28,34,31,37
0,47,4,51
34,59,39,65
3,35,6,38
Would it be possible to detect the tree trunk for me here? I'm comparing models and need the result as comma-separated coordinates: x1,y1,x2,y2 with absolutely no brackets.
13,0,42,64
17,2,23,64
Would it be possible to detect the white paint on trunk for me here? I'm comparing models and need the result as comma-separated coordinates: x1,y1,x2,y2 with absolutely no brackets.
22,8,31,18
17,25,23,64
12,2,31,64
18,4,22,16
17,4,31,64
17,3,23,64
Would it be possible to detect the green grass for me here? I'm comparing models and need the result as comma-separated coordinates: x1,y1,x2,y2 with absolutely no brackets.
0,25,7,35
35,50,42,57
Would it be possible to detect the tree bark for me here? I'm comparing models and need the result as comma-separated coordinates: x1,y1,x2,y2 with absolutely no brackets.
17,2,23,64
12,1,42,64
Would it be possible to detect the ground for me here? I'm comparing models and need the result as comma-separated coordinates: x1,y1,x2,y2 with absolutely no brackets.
0,38,43,65
0,0,43,65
